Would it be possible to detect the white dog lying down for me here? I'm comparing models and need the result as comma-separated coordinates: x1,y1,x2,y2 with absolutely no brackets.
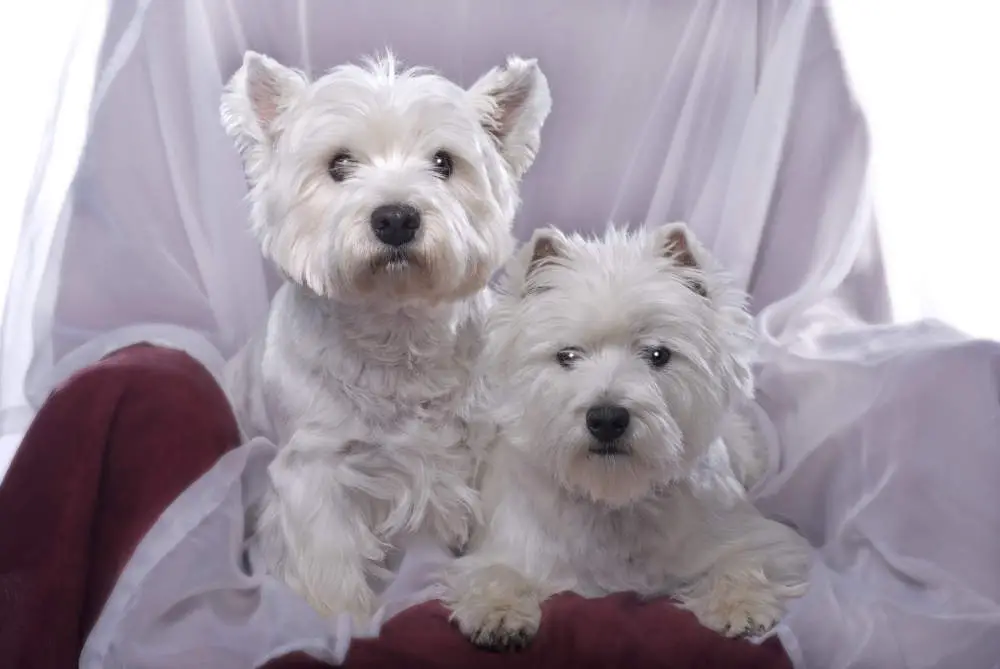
444,224,811,649
219,50,551,621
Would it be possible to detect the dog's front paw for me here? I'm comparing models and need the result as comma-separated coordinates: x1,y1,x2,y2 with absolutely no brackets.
444,564,543,651
450,594,541,651
681,570,788,638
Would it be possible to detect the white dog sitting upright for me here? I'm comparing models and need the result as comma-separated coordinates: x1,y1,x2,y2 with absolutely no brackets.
444,224,811,648
219,51,551,620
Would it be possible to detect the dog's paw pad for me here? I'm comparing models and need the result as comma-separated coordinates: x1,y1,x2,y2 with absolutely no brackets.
473,625,535,652
453,601,541,652
721,615,776,639
708,603,781,638
685,582,784,639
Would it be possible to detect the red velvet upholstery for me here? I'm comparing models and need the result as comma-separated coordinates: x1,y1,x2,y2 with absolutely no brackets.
0,344,792,669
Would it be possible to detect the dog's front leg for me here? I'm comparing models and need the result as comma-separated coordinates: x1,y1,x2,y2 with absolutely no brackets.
442,494,569,652
443,557,552,651
673,506,811,638
255,432,382,623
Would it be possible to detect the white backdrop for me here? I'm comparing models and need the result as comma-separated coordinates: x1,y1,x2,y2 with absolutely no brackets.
830,0,1000,339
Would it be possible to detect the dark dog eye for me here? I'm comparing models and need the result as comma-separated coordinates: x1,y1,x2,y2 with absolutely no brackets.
328,152,356,182
643,346,672,369
431,151,454,179
556,347,583,369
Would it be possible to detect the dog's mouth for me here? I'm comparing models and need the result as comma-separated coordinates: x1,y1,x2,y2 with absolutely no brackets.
588,441,631,457
369,249,420,273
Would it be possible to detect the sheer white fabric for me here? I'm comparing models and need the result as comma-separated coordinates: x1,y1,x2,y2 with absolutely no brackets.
0,0,110,478
82,438,454,668
1,0,997,667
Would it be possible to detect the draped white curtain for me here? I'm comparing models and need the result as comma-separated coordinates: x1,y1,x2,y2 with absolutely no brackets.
0,0,110,477
0,0,889,455
3,2,1000,668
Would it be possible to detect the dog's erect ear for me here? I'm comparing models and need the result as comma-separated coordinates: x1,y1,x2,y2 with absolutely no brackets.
469,56,552,179
654,223,708,298
221,51,307,156
528,231,564,270
520,227,567,295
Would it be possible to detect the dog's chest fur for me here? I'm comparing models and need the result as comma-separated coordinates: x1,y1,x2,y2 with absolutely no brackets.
554,493,686,596
292,300,479,434
230,283,487,450
493,466,697,598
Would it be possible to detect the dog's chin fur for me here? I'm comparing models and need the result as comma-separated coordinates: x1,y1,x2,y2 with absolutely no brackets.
562,446,666,508
444,224,811,650
340,244,495,307
504,416,687,509
219,50,551,622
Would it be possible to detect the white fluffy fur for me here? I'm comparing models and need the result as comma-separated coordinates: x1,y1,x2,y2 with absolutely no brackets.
220,51,551,621
444,224,811,649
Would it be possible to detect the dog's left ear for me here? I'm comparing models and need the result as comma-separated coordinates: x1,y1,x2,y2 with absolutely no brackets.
515,227,567,296
221,51,308,162
469,56,552,179
654,223,708,298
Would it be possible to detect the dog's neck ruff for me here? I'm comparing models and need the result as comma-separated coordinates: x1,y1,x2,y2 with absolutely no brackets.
292,282,476,364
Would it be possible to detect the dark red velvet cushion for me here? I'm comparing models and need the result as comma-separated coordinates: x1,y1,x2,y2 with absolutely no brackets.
0,344,791,669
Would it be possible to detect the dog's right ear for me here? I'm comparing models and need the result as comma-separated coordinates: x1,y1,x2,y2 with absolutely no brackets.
519,227,567,295
469,57,552,180
654,222,708,298
221,51,307,157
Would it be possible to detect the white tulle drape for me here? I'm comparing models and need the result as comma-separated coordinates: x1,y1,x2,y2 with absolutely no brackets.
0,0,110,476
3,1,999,667
0,0,891,422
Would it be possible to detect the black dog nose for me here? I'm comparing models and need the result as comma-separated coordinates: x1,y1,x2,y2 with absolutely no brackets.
586,405,630,443
370,204,421,247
